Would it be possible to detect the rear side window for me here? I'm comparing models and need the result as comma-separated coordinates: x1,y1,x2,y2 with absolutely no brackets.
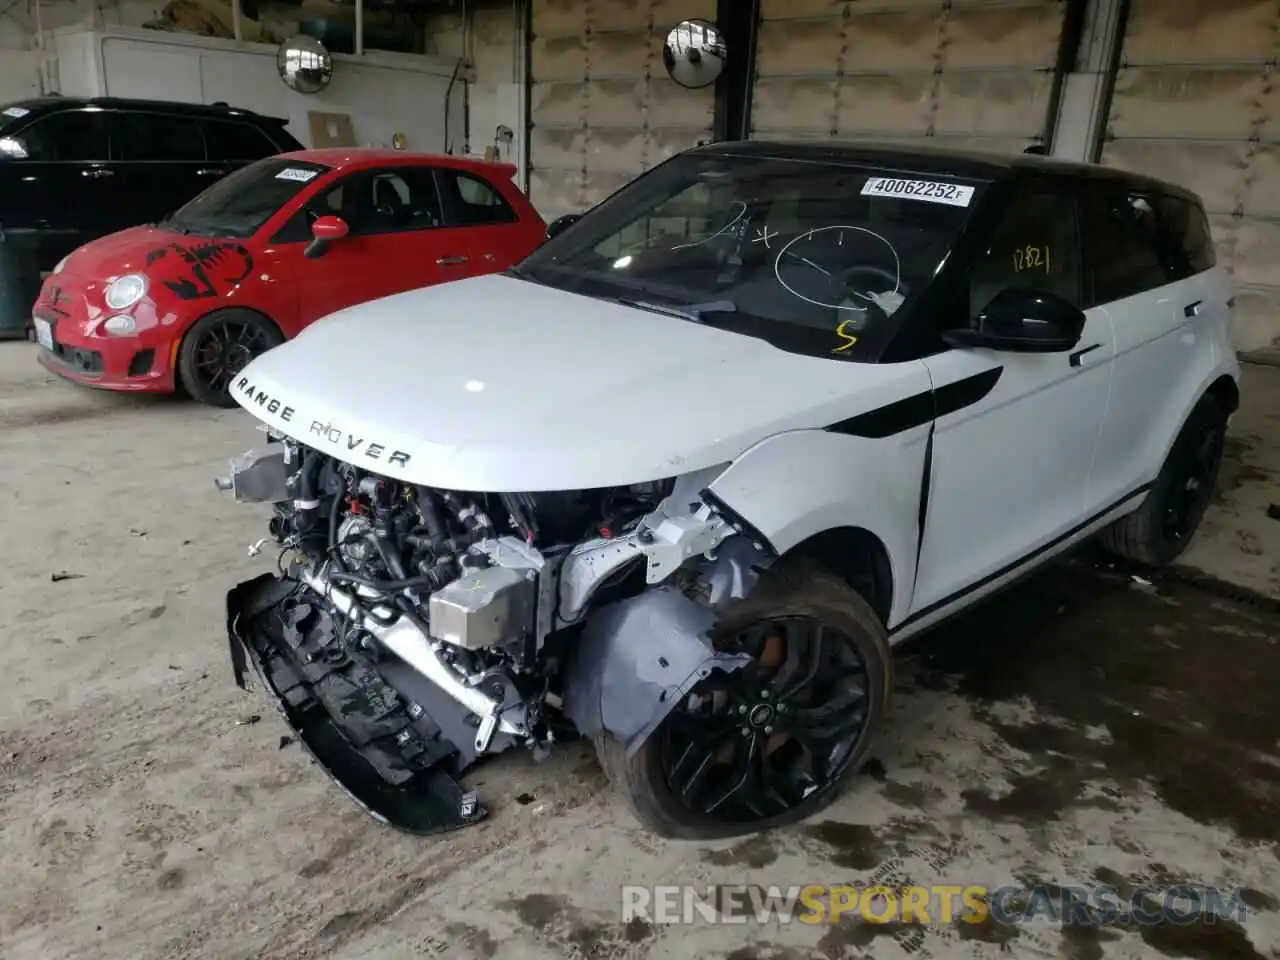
438,169,517,226
1081,190,1178,306
967,184,1084,318
116,112,205,162
1,110,109,161
355,167,444,234
202,120,280,161
1155,195,1216,274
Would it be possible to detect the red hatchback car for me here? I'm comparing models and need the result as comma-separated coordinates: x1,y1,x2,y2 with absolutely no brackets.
33,149,546,406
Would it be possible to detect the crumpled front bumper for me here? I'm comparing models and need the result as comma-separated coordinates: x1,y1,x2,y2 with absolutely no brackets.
226,573,487,835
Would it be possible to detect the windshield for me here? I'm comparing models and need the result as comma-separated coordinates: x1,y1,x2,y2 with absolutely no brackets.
517,153,987,360
0,101,39,155
162,158,331,238
0,101,36,129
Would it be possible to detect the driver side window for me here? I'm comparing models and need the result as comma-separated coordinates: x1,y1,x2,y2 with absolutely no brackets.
968,186,1083,321
272,176,352,243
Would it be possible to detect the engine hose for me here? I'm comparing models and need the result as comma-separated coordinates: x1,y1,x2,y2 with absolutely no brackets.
406,528,484,556
441,491,492,534
327,486,347,572
367,530,409,581
329,570,443,592
298,450,323,505
416,487,446,540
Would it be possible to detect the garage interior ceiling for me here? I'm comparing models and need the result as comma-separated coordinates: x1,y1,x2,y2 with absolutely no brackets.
527,0,716,220
750,0,1068,154
1100,0,1280,353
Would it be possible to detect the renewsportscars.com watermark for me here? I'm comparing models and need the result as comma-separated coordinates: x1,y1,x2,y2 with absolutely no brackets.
622,884,1252,927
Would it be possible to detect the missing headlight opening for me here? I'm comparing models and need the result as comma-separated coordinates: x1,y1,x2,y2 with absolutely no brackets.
222,437,771,835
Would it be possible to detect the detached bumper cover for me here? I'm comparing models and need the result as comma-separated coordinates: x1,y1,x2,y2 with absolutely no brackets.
226,573,487,835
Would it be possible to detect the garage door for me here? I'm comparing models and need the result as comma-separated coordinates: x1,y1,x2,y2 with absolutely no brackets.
750,0,1067,154
524,0,716,220
1099,0,1279,354
528,0,716,222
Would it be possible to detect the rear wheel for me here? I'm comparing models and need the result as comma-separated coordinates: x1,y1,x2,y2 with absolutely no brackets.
596,559,891,840
177,309,282,408
1099,394,1228,566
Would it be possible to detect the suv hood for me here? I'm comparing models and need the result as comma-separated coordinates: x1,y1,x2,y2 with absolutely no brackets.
232,274,920,491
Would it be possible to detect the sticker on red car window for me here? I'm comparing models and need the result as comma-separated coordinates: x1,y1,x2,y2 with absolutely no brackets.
275,167,319,183
2,106,29,118
861,177,974,207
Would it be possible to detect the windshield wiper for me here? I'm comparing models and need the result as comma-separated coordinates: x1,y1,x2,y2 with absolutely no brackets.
619,298,738,323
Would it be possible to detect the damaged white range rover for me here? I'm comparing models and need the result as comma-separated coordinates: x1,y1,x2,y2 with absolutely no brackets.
220,141,1240,839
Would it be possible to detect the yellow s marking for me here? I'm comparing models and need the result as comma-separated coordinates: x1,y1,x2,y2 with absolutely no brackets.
832,318,859,353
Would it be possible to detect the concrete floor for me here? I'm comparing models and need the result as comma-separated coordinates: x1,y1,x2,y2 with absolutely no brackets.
1,343,1278,960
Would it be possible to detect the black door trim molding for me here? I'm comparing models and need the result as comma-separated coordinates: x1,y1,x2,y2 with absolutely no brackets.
890,481,1153,634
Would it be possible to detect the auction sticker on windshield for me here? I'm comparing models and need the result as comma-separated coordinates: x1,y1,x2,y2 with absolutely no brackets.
275,167,319,183
861,177,974,207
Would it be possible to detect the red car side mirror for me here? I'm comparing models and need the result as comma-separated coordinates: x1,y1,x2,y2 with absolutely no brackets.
312,216,349,241
305,216,349,258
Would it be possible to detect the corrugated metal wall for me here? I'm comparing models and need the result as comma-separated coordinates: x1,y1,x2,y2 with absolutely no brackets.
750,0,1067,154
527,0,716,221
1100,0,1280,353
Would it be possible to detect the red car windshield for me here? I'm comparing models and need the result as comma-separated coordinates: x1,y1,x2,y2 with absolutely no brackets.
161,158,332,239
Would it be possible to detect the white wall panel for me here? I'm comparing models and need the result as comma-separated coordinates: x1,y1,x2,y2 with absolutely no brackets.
528,0,716,221
750,0,1066,151
1100,0,1280,353
40,28,464,153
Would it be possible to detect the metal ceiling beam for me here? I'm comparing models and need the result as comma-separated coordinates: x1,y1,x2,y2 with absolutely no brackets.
713,0,760,142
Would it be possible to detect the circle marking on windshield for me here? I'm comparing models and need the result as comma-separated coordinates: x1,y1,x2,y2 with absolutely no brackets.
773,225,901,311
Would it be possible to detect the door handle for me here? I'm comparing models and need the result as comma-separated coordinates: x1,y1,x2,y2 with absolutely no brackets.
436,256,469,265
1068,343,1103,368
1183,300,1203,318
82,168,114,178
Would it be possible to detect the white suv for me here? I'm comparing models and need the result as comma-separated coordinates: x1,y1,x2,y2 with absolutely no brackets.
218,141,1239,840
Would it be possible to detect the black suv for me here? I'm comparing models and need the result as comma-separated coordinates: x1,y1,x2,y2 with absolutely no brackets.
0,96,303,334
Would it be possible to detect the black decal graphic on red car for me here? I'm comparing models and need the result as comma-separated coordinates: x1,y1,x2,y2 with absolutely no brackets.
145,242,254,300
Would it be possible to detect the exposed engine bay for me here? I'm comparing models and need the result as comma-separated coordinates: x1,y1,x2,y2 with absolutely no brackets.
220,432,773,834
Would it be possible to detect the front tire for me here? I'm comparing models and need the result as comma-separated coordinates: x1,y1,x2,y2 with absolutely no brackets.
596,559,892,840
1099,394,1228,566
177,309,282,408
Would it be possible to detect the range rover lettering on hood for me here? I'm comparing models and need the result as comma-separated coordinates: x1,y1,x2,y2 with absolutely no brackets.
234,376,413,468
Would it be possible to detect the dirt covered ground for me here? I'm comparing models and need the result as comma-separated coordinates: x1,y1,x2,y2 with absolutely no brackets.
1,342,1278,960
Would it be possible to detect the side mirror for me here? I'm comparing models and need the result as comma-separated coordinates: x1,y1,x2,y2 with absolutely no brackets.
545,213,581,240
305,215,349,259
943,287,1085,353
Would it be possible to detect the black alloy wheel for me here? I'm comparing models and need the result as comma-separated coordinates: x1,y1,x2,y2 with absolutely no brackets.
596,561,891,840
658,617,870,824
1098,393,1229,566
177,308,282,407
1160,418,1225,545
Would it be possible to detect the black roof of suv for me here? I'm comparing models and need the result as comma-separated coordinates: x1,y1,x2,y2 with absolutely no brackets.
0,95,297,138
694,139,1201,204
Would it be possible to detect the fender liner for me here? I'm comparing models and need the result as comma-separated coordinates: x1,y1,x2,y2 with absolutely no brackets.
562,538,772,755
